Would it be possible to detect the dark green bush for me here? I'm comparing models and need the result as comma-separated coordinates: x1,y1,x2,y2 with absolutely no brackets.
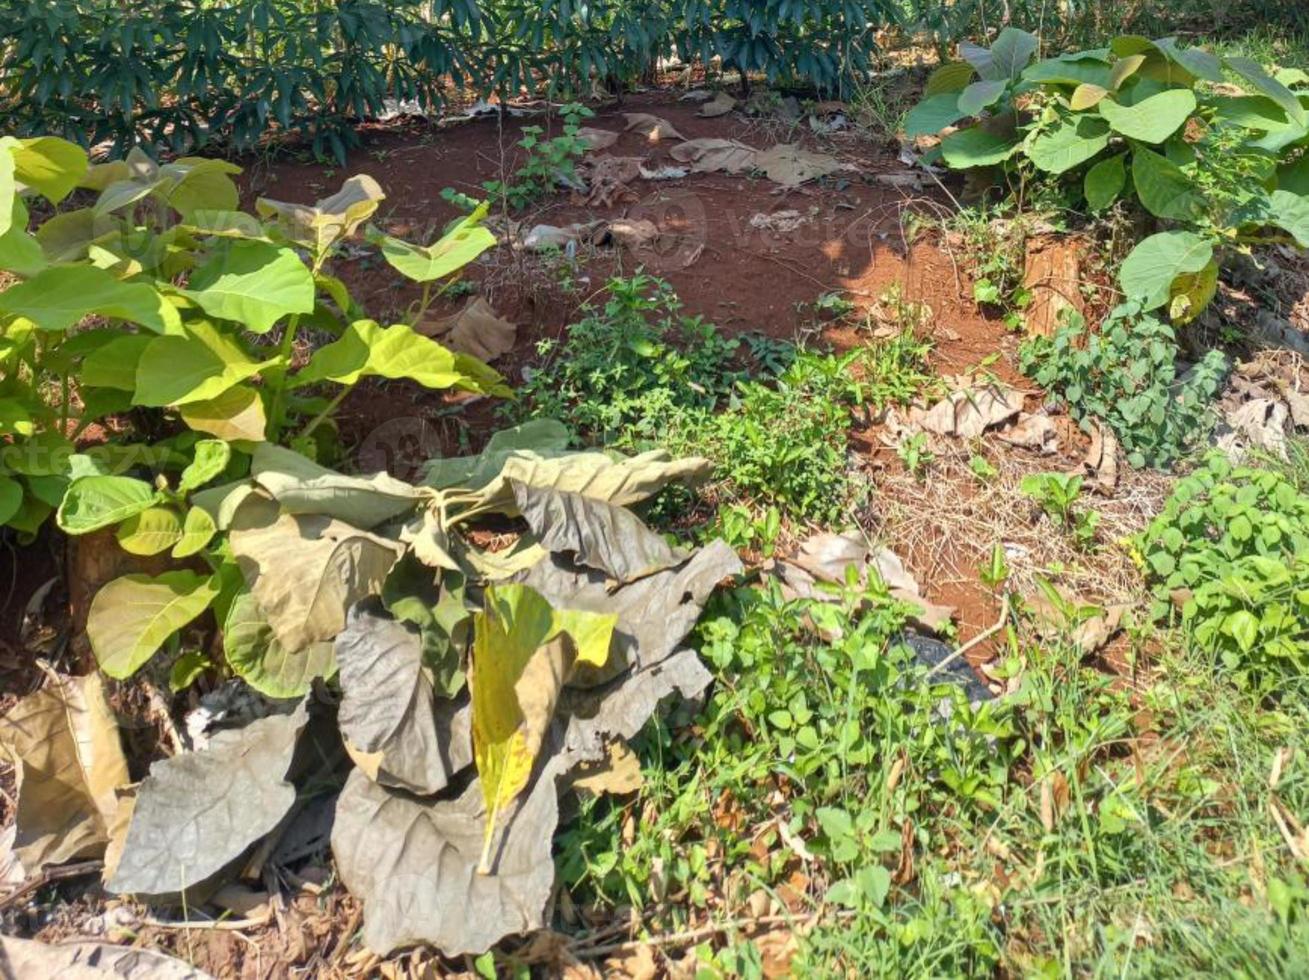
0,0,899,162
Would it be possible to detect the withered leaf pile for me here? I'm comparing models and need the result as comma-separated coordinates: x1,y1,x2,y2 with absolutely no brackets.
2,422,740,957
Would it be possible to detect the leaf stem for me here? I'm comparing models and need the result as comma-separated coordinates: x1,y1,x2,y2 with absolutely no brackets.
266,313,302,440
298,385,350,441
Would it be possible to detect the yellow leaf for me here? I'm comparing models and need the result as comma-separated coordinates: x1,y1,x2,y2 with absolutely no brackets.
1070,83,1108,111
179,384,267,442
1168,258,1219,324
471,584,615,872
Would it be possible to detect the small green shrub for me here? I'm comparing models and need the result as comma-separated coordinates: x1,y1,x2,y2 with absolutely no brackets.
517,274,744,447
482,104,594,210
0,137,503,541
691,350,862,523
1020,472,1100,549
906,29,1309,322
1138,453,1309,686
1020,303,1228,468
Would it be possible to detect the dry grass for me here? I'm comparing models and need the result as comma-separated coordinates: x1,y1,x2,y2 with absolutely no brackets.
870,440,1174,610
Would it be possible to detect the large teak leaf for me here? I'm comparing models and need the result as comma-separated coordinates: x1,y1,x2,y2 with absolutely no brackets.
183,240,315,334
87,571,221,678
471,585,615,866
230,511,402,653
224,591,338,699
0,673,128,871
511,480,684,583
251,443,424,529
336,600,473,795
108,703,308,899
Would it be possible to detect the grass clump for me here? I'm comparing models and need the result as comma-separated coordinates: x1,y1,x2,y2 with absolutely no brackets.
1020,303,1228,469
519,274,936,525
556,571,1309,975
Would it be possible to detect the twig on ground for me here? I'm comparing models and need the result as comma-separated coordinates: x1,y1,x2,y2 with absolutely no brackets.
572,909,856,958
926,593,1011,679
0,860,102,910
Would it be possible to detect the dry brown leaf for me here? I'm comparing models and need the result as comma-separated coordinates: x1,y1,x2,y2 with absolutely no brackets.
755,931,798,979
697,91,737,118
0,936,213,979
1082,421,1120,495
576,127,619,151
0,672,129,871
623,113,684,142
570,741,644,798
601,218,660,250
582,155,643,206
101,784,137,883
1217,397,1290,459
999,413,1059,454
778,531,956,635
754,144,848,186
1027,585,1131,654
909,383,1024,439
419,297,518,362
607,944,658,980
668,138,759,174
1039,771,1070,831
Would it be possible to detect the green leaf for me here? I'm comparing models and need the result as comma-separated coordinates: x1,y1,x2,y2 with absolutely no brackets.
1027,116,1111,174
173,506,218,557
1225,56,1307,127
1168,259,1219,323
1119,231,1214,311
1085,153,1127,210
0,143,15,237
1098,89,1196,143
134,320,274,408
0,399,33,439
0,476,22,525
962,27,1038,82
179,439,231,493
1213,95,1291,132
941,122,1022,168
1132,146,1203,220
224,591,337,699
956,80,1008,117
168,651,212,692
1153,38,1224,84
296,319,502,394
903,93,969,138
183,240,315,333
86,571,219,678
115,506,185,555
11,137,88,204
0,197,45,277
1222,609,1259,653
1264,189,1309,247
924,62,975,96
1022,57,1113,88
57,475,157,534
369,205,497,283
1278,157,1309,195
0,265,180,333
164,159,241,219
81,334,152,391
